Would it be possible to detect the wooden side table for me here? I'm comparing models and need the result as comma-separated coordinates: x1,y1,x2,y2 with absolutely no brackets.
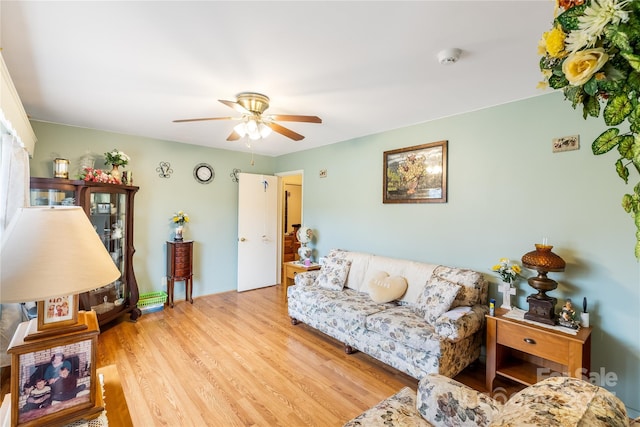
166,240,194,308
486,308,592,393
283,261,321,301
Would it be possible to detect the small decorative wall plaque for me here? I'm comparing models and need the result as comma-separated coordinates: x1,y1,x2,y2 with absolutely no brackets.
157,161,173,178
552,135,580,153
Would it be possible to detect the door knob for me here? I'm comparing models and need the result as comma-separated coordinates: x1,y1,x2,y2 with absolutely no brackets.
239,237,246,242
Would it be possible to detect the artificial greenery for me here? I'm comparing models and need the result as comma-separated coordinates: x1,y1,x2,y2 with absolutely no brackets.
539,0,640,258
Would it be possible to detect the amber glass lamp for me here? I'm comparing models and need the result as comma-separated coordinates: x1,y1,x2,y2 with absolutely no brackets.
521,243,566,325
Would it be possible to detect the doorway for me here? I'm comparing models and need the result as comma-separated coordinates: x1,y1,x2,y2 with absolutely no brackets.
277,171,303,282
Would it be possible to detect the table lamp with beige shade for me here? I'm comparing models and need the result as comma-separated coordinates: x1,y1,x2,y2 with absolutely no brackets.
1,206,120,426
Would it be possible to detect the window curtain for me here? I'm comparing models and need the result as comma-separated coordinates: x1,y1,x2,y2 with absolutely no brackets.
0,133,30,367
0,133,30,238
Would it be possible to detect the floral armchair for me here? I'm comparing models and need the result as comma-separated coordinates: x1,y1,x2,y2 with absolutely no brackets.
344,374,631,427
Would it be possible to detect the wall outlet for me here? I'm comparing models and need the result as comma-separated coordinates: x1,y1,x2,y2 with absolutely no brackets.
319,169,327,178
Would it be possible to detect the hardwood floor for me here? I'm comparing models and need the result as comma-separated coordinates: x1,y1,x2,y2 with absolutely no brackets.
2,285,518,426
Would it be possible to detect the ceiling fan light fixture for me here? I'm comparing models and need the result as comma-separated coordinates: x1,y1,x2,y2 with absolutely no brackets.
259,123,272,139
233,122,247,138
174,91,321,142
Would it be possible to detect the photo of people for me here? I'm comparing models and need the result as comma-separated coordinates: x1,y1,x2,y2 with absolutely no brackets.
20,378,51,412
42,295,73,324
18,342,93,424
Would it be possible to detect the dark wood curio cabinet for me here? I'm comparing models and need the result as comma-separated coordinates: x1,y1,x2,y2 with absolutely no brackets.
29,177,141,325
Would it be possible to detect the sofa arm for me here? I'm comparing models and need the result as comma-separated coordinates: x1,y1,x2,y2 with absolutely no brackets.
293,270,321,287
434,305,488,342
417,374,501,426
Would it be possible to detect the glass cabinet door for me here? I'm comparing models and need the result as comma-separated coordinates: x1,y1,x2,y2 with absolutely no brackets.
87,191,127,314
30,187,76,206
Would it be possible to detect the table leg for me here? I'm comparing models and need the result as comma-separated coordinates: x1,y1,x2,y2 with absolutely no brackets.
167,278,175,308
186,277,193,304
486,317,497,393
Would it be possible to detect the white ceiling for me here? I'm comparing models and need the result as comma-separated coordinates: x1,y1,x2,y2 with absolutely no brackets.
1,1,554,157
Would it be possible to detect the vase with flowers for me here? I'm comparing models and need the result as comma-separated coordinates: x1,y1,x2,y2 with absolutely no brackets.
104,149,130,181
171,210,190,241
538,0,640,258
491,258,522,309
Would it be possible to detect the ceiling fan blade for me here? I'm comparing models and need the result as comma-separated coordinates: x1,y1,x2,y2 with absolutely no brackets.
219,99,251,115
269,114,322,123
265,122,305,141
226,130,242,141
173,117,234,123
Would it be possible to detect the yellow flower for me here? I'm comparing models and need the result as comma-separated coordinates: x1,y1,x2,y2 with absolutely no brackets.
512,264,522,274
544,26,567,58
562,48,609,86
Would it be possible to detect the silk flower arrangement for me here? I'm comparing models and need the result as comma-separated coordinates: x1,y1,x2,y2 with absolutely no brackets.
539,0,640,258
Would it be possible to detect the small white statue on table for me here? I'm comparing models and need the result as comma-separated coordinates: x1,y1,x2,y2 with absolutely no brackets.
491,258,521,311
498,282,517,310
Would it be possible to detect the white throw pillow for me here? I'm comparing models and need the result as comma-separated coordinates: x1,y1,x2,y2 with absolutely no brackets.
414,277,461,325
315,256,352,291
367,270,408,303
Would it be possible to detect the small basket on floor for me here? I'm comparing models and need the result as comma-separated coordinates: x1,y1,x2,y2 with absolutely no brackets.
138,291,168,314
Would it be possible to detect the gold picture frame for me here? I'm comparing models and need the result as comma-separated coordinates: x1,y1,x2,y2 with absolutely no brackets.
383,140,448,204
37,295,78,331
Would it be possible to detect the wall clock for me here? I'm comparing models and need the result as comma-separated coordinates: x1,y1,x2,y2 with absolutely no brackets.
193,163,215,184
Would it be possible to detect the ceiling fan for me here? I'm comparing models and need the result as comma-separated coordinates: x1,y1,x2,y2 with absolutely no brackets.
173,92,322,142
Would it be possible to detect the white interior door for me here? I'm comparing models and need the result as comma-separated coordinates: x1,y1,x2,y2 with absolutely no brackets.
237,173,278,292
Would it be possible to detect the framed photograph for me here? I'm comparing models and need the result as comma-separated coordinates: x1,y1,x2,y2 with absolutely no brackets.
37,294,78,331
383,140,448,203
13,339,98,426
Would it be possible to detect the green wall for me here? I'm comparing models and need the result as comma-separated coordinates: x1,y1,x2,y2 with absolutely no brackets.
30,91,640,415
29,122,275,304
276,91,639,415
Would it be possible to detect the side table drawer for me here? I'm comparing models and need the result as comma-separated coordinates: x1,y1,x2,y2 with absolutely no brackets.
497,321,569,365
174,254,191,265
174,267,191,277
174,246,191,256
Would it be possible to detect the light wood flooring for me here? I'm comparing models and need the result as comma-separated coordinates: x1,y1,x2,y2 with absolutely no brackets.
2,285,517,426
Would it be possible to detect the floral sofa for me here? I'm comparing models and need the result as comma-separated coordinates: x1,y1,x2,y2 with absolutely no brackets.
343,374,631,426
287,249,488,379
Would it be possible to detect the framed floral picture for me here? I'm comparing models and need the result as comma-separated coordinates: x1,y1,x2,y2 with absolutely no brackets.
37,294,78,331
383,140,448,203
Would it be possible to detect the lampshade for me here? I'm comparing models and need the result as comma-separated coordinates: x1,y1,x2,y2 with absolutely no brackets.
522,244,566,272
0,206,120,303
296,226,313,245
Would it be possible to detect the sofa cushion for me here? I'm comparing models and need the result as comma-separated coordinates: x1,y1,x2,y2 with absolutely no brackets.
414,278,461,325
434,305,488,342
291,286,392,333
316,256,352,291
362,257,438,302
367,270,408,303
365,306,441,353
342,387,431,427
433,265,487,307
417,374,501,427
490,376,629,427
